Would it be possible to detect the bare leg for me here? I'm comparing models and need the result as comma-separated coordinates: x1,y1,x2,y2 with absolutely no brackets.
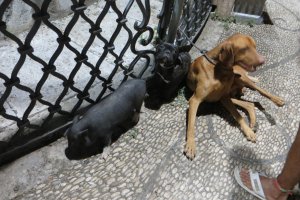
277,123,300,190
239,123,300,199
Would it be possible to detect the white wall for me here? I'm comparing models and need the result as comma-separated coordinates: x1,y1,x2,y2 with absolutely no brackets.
0,0,96,37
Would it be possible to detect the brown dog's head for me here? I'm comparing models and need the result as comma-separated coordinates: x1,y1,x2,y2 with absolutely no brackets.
219,34,265,72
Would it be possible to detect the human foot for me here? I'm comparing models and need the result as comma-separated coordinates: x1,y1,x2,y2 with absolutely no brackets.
234,167,290,200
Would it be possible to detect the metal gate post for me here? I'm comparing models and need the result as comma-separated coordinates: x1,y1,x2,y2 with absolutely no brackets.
166,0,184,43
157,0,174,42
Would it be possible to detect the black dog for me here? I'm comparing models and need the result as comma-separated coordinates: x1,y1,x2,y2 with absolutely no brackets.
145,43,191,109
65,79,146,160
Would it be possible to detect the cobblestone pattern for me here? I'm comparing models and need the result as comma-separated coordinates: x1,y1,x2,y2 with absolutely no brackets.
15,0,300,199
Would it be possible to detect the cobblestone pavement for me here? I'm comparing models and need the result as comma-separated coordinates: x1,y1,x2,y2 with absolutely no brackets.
13,0,300,199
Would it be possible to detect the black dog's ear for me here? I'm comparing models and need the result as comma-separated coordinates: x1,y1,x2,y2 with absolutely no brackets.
177,55,183,64
72,129,89,141
177,52,192,65
178,45,191,53
219,41,234,67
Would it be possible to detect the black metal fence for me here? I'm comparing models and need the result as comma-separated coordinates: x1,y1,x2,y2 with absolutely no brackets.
158,0,212,46
0,0,211,164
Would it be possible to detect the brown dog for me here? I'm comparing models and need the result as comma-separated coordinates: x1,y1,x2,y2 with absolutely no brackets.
185,33,281,160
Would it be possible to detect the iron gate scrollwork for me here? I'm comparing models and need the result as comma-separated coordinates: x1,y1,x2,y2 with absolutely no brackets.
0,0,155,164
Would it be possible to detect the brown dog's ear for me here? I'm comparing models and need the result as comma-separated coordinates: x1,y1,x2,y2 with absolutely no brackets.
219,41,234,67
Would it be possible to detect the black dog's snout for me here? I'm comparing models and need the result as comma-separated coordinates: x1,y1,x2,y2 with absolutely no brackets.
156,53,173,65
162,56,169,63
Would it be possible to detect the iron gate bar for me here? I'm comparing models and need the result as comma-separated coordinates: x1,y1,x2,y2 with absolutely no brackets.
157,0,212,47
157,0,174,41
167,0,184,43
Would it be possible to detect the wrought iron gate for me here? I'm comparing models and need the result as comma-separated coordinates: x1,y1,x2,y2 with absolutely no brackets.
0,0,212,165
158,0,212,46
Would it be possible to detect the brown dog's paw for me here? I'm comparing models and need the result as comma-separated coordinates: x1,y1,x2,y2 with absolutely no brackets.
184,141,196,160
243,126,256,142
272,96,285,107
247,135,256,143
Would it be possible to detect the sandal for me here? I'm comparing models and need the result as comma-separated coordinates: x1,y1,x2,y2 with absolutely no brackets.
234,167,266,200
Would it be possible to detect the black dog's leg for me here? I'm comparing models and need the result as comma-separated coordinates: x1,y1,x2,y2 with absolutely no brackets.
132,111,140,125
145,74,164,110
118,109,140,131
101,136,112,160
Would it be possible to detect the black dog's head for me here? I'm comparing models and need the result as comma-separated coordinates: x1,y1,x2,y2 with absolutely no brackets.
65,128,99,160
155,43,191,70
65,116,102,160
155,43,179,67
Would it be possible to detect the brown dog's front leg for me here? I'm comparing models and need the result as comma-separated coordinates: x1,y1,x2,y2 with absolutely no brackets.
240,76,285,107
185,94,202,160
221,97,256,142
231,98,256,128
252,85,284,107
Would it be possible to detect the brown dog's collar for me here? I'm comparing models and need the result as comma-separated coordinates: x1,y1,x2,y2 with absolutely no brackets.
203,53,217,65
